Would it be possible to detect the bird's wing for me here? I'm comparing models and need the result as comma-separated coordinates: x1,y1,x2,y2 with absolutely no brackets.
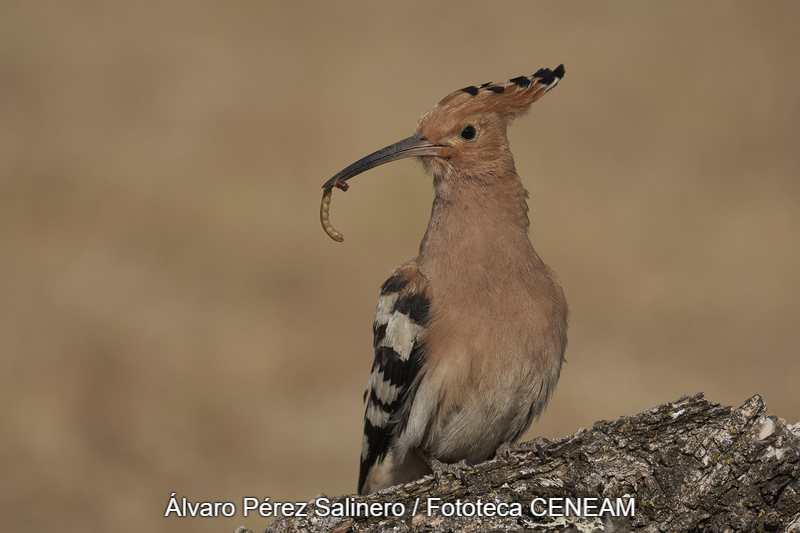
358,261,431,494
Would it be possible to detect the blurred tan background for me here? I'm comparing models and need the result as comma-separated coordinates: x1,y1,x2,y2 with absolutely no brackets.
1,1,798,531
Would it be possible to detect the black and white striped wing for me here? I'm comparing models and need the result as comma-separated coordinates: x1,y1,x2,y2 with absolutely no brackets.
358,262,430,494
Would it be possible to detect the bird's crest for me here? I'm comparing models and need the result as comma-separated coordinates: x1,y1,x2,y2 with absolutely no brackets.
421,64,565,125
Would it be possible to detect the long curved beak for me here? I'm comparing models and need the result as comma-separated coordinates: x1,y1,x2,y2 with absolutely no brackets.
322,133,441,189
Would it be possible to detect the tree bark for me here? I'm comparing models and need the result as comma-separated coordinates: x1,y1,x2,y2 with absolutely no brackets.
261,394,800,532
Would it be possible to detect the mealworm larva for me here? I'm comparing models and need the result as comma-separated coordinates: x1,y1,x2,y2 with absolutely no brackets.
320,179,349,242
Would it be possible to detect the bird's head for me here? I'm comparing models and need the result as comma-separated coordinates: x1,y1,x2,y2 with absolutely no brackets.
322,65,564,189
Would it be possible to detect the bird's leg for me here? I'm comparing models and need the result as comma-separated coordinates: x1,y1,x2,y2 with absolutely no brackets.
417,450,474,487
495,437,550,463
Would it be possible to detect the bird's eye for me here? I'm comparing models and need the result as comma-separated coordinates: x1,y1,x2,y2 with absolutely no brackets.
460,125,476,140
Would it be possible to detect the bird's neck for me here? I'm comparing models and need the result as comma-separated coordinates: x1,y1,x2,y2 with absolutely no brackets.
417,170,543,282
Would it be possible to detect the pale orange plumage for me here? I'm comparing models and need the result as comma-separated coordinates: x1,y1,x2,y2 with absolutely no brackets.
322,65,568,495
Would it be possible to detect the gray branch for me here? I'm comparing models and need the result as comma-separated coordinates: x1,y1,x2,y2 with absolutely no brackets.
254,394,800,532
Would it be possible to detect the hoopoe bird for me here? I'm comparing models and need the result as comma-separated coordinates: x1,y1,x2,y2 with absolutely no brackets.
322,65,568,495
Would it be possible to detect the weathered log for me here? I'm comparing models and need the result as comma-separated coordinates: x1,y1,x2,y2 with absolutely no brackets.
256,394,799,532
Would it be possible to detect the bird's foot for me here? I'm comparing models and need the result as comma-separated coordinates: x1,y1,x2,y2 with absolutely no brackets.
496,437,550,463
431,458,475,486
419,451,474,487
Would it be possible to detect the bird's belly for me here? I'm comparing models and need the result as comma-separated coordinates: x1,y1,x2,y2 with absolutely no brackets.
421,360,552,463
